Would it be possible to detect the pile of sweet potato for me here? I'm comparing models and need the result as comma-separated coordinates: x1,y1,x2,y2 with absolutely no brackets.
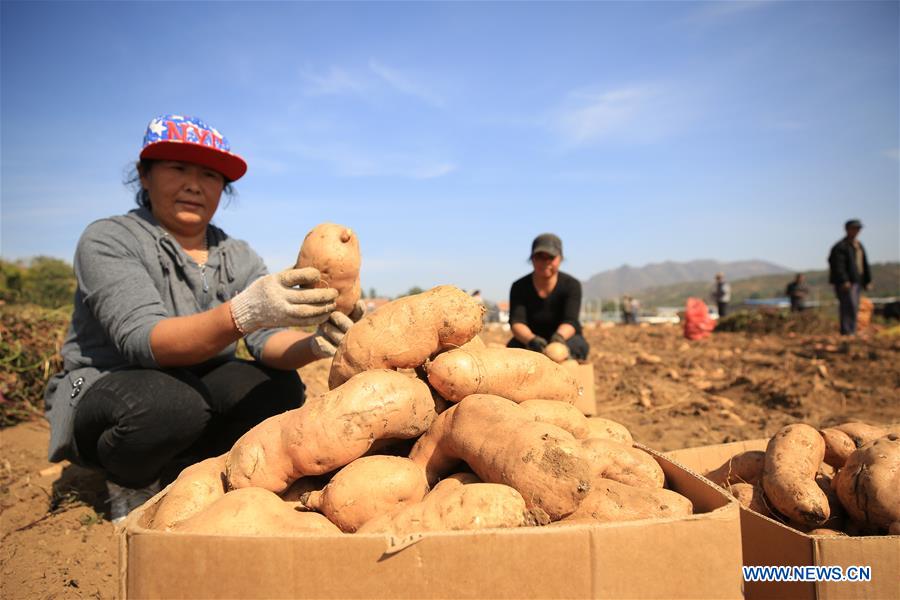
142,284,695,537
705,422,899,536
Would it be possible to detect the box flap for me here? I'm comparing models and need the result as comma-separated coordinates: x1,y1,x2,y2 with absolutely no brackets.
814,534,900,600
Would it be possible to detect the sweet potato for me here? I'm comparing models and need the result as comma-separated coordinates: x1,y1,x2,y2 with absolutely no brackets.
443,471,482,484
357,479,530,536
301,456,429,533
580,438,665,489
726,483,774,518
280,476,330,503
226,369,435,493
832,433,900,533
519,399,591,439
586,418,634,445
544,342,570,363
150,455,226,531
295,222,361,315
409,394,592,520
812,472,845,532
426,347,580,404
820,428,856,469
807,528,847,537
172,488,341,536
832,422,888,449
329,285,484,388
705,450,765,487
762,424,829,528
559,478,692,524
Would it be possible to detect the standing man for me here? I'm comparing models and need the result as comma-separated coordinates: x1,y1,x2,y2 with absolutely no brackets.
828,219,872,335
712,272,731,318
621,295,634,324
785,274,809,312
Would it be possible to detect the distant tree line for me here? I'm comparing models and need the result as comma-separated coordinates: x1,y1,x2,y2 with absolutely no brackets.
0,257,76,309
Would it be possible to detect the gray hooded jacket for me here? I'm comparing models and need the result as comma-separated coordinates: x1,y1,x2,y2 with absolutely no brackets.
44,207,282,463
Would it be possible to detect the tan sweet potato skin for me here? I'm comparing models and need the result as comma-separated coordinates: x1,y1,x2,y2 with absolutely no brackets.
580,438,665,489
832,422,888,449
832,433,900,533
150,455,227,531
280,476,329,503
586,418,634,445
560,479,692,524
172,488,341,536
544,342,570,363
820,428,856,469
357,479,529,536
426,347,580,404
329,285,484,389
762,424,829,527
225,369,435,493
705,450,766,487
807,528,848,537
302,456,429,533
295,222,361,315
812,472,845,532
409,394,592,521
726,483,774,518
519,399,591,439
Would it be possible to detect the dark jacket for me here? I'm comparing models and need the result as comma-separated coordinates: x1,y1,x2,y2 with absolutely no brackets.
828,238,871,287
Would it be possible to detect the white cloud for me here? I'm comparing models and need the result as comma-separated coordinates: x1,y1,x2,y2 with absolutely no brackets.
368,59,446,108
884,148,900,161
551,83,695,147
300,66,366,96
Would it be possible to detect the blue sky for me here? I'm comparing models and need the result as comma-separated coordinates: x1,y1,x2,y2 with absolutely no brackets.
2,1,898,303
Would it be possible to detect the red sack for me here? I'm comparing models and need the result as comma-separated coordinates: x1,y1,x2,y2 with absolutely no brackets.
683,297,715,340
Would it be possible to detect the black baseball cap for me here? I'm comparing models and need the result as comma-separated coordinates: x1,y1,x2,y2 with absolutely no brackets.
845,219,863,229
531,233,563,258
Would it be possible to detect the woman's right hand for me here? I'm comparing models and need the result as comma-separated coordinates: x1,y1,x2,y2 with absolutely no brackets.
527,335,549,352
230,268,338,334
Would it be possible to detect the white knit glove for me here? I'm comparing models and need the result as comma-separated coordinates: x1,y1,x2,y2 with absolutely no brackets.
230,268,338,334
309,300,367,359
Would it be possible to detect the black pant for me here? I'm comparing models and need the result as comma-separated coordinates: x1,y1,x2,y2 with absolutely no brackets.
717,302,729,318
507,333,590,361
73,360,304,488
835,284,860,335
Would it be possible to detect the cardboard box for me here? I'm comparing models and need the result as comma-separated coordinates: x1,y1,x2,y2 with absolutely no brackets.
120,449,743,599
667,439,900,600
566,362,597,416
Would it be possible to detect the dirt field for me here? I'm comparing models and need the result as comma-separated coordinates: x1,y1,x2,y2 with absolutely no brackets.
3,319,899,599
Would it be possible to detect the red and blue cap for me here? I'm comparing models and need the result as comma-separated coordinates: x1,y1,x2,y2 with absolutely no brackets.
140,114,247,181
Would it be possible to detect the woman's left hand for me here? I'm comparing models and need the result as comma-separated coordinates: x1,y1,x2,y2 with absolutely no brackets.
309,300,366,358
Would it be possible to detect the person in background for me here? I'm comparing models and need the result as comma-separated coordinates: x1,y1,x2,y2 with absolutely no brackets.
621,295,634,324
629,296,641,324
44,114,364,522
828,219,872,335
507,233,589,360
785,273,809,313
711,272,731,318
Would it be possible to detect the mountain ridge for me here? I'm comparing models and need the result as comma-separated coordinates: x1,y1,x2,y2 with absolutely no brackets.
582,259,792,300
